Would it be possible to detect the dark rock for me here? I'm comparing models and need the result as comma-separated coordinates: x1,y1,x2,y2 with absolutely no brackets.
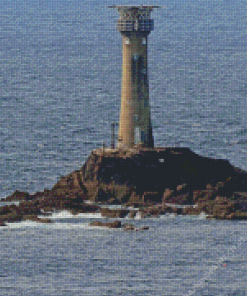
3,147,247,222
196,200,215,215
139,204,177,218
142,192,163,204
128,211,137,219
162,188,174,203
17,200,41,216
83,147,237,190
176,183,188,192
0,212,22,223
0,204,23,223
224,212,247,220
128,192,143,206
122,224,149,231
52,171,87,193
0,205,17,215
23,214,52,223
182,206,201,215
90,220,122,228
5,190,30,202
231,192,247,201
80,147,247,206
123,223,135,231
108,198,121,205
100,208,129,218
90,221,103,227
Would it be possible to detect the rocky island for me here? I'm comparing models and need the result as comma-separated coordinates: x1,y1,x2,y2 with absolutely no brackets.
2,7,245,226
1,146,247,226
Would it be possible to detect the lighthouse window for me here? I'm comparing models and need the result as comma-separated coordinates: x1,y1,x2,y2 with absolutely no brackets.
125,38,130,45
132,58,136,83
142,38,146,45
141,131,145,143
144,98,148,107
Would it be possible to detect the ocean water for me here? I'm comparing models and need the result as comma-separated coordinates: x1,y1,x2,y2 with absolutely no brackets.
0,0,247,295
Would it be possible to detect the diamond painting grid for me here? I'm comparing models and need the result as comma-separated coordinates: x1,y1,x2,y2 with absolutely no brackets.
0,1,247,295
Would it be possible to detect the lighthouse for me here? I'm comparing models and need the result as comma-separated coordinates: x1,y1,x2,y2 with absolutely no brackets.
109,5,160,148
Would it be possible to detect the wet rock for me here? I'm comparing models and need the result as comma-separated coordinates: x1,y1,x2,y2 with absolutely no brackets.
0,205,17,215
182,206,201,215
176,183,187,192
16,200,42,216
142,192,163,204
123,223,135,231
0,204,23,223
162,188,174,203
196,200,215,215
100,208,129,218
0,212,22,223
90,220,122,228
3,147,247,222
212,199,241,219
128,192,143,206
123,224,149,231
231,192,247,202
5,190,30,202
138,211,152,218
23,214,52,223
108,198,121,205
140,226,149,230
90,221,103,227
128,211,137,219
139,204,177,218
53,171,87,192
224,212,247,220
193,188,218,203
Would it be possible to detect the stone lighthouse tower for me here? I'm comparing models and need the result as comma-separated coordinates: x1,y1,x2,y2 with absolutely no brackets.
109,5,160,148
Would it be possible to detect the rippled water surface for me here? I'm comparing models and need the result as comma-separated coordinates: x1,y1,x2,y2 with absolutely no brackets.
1,213,247,296
0,0,247,295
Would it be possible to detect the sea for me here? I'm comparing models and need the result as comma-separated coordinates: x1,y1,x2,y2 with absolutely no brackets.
0,0,246,295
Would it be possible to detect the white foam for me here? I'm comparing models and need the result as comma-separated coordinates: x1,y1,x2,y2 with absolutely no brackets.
77,212,103,219
166,213,177,218
5,220,45,229
198,212,207,219
45,223,96,230
0,201,20,206
84,200,95,204
134,212,142,220
126,206,140,211
125,212,135,219
3,220,100,230
38,210,102,220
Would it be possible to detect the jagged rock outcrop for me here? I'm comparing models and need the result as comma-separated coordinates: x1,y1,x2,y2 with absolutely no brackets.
80,147,247,205
2,190,31,202
1,146,247,224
